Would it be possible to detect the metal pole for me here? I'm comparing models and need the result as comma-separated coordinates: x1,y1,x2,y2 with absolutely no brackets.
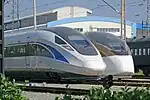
120,0,123,39
33,0,36,29
17,0,19,30
123,0,126,41
121,0,126,40
142,20,143,37
147,0,149,36
0,0,4,74
12,0,15,33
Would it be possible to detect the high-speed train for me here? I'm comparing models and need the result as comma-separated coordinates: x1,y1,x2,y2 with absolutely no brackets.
84,32,135,76
4,27,106,80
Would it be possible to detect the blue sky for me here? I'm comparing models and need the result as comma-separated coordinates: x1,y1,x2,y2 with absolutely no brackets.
4,0,147,23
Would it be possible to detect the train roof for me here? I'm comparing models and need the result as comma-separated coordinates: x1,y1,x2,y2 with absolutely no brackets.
44,27,86,40
84,32,125,44
44,27,84,36
5,27,83,37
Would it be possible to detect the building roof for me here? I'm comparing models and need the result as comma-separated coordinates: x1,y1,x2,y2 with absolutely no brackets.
47,16,135,27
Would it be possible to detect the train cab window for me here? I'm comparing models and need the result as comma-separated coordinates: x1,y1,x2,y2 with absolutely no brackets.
68,36,90,47
134,49,137,56
148,48,150,55
143,48,146,55
139,49,141,56
55,36,67,45
55,36,74,51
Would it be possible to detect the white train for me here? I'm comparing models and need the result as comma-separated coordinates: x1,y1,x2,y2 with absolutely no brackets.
84,32,135,77
4,27,106,80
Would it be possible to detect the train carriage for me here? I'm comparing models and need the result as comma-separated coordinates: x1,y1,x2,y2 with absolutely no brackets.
4,27,106,80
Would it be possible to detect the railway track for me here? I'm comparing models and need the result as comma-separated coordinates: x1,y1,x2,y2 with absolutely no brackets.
19,78,150,96
16,75,150,87
113,79,150,87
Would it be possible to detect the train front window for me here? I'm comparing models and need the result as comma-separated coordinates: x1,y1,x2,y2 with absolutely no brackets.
108,43,124,52
108,43,131,55
68,36,90,47
68,35,98,55
55,36,74,51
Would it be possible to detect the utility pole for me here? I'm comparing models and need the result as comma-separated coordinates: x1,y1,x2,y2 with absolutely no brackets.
17,0,19,30
0,0,4,74
121,0,126,40
11,0,20,31
33,0,37,29
12,0,15,33
146,0,150,36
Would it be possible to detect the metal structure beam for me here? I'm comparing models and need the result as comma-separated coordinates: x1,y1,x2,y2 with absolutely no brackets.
0,0,4,74
121,0,126,40
33,0,37,29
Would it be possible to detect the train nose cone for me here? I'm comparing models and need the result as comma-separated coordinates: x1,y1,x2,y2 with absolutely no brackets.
83,60,106,76
104,55,135,75
84,60,106,71
119,55,135,74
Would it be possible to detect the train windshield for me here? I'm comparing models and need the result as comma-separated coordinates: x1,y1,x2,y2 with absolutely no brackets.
109,43,124,52
84,32,131,55
108,42,131,55
68,36,90,47
68,35,98,55
45,27,98,55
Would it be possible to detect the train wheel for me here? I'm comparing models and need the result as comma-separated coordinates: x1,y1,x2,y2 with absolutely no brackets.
46,72,61,82
134,67,139,73
143,70,149,77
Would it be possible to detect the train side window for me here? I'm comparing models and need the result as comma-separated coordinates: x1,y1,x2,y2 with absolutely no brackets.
4,47,8,57
148,48,150,55
134,49,137,56
138,49,141,56
55,36,67,45
16,45,26,56
31,44,53,58
130,49,133,55
7,45,27,57
143,48,146,55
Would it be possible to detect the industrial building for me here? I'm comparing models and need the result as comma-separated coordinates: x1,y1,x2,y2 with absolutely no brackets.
4,6,138,39
135,23,150,38
4,6,92,33
47,16,136,38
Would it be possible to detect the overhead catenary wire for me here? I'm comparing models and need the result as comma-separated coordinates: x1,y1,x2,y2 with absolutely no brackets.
4,0,146,20
101,0,120,14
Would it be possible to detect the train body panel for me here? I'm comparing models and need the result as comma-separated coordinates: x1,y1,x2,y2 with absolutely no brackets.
103,55,134,75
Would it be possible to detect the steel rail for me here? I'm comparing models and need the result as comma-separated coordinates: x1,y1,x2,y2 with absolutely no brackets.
20,85,89,95
113,81,150,87
19,80,150,95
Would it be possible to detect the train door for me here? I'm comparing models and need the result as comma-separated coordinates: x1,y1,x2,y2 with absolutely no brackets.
25,36,31,67
30,43,37,68
25,36,37,68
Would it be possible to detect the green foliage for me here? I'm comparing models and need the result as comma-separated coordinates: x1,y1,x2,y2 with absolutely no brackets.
56,86,150,100
0,74,28,100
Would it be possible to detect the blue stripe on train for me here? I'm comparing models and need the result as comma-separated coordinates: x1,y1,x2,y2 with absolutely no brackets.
39,42,69,63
